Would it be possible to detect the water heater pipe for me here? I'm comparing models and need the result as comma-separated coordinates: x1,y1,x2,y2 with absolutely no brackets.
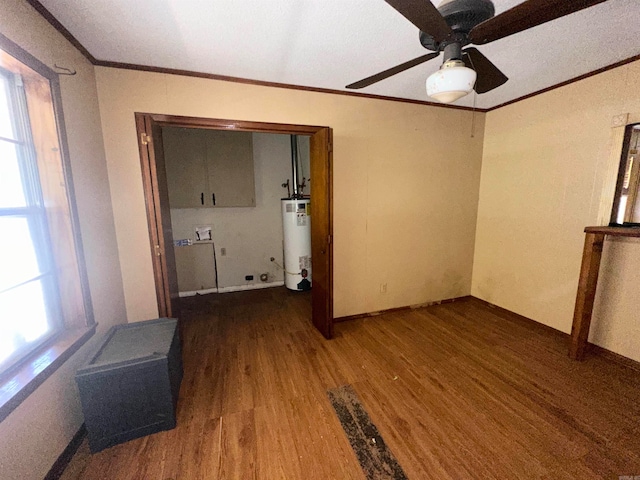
290,135,300,198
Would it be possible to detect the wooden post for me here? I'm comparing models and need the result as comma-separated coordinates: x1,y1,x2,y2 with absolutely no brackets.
569,232,605,360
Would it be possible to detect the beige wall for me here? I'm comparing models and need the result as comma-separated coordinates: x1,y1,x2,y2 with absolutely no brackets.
0,1,126,479
94,67,485,321
473,60,640,362
3,1,639,477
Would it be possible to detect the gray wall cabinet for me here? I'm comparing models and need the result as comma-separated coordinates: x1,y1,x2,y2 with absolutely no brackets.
163,127,255,208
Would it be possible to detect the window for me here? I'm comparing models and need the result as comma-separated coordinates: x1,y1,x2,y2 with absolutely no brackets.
0,65,63,373
611,123,640,225
0,35,93,393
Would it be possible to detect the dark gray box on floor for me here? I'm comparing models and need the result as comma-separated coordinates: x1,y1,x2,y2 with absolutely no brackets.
75,317,183,453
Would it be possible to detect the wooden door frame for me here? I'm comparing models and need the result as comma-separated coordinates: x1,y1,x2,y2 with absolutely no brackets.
134,113,334,338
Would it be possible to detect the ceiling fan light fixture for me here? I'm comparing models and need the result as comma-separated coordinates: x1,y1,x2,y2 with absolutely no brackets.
426,59,476,103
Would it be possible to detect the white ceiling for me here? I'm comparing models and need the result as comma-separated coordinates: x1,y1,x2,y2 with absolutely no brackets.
39,0,640,109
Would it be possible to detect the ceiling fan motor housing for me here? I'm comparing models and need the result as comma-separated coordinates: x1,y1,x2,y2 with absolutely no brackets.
420,0,495,50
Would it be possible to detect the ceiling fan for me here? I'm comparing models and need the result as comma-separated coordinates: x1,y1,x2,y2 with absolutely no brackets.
346,0,608,103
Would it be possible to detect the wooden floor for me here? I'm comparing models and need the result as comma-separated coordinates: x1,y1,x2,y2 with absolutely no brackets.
64,288,640,479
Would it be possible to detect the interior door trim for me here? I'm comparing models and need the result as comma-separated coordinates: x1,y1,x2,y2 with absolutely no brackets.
134,113,334,338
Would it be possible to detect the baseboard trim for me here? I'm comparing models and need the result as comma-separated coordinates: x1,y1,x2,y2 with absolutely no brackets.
179,287,218,297
44,423,86,480
469,296,640,372
218,281,285,294
590,344,640,372
334,295,471,323
179,281,285,297
334,295,640,371
469,297,569,340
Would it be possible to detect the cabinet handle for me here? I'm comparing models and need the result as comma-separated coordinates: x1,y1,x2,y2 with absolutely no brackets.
212,193,216,206
200,193,204,205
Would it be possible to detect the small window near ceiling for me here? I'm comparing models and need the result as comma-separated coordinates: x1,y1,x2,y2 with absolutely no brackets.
610,123,640,226
0,40,93,381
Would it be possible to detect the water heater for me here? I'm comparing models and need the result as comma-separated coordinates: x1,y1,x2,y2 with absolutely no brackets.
281,198,311,291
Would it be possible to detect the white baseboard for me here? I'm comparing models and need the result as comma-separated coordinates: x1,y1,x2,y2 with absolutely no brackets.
179,281,284,297
178,287,218,297
218,281,284,293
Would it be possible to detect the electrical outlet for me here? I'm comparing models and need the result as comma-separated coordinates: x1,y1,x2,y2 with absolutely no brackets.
220,247,226,256
380,283,387,294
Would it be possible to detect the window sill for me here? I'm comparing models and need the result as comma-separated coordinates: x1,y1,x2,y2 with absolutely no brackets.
0,325,96,423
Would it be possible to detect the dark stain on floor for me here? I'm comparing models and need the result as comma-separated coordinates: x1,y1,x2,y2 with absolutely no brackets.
327,384,408,480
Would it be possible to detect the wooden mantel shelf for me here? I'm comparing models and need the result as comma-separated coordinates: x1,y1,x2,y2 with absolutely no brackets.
583,226,640,237
569,226,640,360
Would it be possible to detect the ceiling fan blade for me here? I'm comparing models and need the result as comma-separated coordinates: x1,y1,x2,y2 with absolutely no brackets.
469,0,608,45
384,0,453,43
462,47,508,94
346,52,439,89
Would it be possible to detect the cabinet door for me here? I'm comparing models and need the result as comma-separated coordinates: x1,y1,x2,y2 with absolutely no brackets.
205,130,256,207
163,127,208,208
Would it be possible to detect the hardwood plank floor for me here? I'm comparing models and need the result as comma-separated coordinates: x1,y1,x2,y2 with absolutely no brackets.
63,288,640,479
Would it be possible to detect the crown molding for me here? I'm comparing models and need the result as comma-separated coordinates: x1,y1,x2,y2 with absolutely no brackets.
486,53,640,112
93,59,484,112
25,0,97,63
22,0,483,113
25,0,640,113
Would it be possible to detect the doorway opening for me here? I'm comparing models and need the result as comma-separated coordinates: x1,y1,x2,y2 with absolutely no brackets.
610,123,640,226
134,113,334,339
